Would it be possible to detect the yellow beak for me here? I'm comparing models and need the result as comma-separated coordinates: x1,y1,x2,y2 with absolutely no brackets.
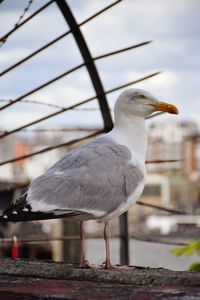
152,101,179,115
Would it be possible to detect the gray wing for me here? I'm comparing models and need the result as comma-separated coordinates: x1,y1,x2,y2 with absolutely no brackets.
27,137,144,218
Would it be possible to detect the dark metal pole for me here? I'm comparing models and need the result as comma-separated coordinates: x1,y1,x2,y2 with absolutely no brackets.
55,0,113,132
119,212,129,265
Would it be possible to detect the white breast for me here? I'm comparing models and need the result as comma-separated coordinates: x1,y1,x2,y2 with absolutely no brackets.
98,122,147,222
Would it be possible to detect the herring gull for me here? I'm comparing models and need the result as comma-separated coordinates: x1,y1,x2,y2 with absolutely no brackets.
1,88,178,268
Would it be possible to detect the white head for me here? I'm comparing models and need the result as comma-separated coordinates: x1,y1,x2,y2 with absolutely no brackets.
114,88,178,124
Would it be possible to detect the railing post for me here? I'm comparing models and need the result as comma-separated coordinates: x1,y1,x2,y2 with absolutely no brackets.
119,212,129,265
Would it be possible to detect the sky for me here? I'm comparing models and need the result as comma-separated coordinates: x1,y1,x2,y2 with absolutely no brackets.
0,0,200,131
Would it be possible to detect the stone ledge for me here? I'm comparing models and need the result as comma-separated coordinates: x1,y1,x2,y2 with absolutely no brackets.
0,259,199,286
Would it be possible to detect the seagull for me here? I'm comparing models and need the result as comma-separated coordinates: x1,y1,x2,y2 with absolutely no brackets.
1,89,178,268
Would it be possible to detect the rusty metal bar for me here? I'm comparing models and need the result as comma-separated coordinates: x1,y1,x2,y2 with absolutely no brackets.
0,234,187,246
79,0,122,27
0,0,34,49
94,41,152,60
137,201,186,215
0,63,85,112
0,102,166,118
0,31,72,77
0,129,104,167
0,99,64,110
21,127,101,133
145,159,180,164
0,149,181,167
0,40,150,78
55,0,113,132
0,86,162,116
14,0,34,28
2,63,158,111
0,0,54,43
0,71,160,139
107,71,161,94
0,57,159,115
0,96,95,139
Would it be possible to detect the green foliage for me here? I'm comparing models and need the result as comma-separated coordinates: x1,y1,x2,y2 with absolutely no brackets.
189,263,200,272
170,240,200,257
171,240,200,271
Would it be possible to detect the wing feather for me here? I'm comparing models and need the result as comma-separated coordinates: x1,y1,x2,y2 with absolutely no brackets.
24,137,144,218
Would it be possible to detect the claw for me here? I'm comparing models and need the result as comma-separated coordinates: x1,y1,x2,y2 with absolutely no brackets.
80,260,100,269
102,261,134,270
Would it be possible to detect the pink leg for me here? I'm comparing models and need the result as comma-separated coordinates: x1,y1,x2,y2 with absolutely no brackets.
103,222,134,270
80,221,87,267
80,221,99,269
104,222,112,269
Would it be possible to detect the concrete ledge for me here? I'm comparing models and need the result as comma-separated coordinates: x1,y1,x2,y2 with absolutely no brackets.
0,259,199,286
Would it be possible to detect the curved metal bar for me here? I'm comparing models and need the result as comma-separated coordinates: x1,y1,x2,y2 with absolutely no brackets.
55,0,113,132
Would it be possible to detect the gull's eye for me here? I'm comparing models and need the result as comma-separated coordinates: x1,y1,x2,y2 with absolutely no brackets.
139,94,146,99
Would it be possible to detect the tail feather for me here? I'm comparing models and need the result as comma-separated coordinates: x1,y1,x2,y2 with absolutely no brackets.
0,192,89,222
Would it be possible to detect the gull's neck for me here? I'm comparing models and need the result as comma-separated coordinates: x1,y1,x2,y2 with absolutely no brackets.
107,115,147,159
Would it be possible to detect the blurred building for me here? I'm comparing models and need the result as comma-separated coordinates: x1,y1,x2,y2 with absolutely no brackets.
131,120,200,221
0,130,85,262
0,130,88,183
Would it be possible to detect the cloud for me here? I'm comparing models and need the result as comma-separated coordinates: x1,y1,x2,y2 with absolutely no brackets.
0,0,199,130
